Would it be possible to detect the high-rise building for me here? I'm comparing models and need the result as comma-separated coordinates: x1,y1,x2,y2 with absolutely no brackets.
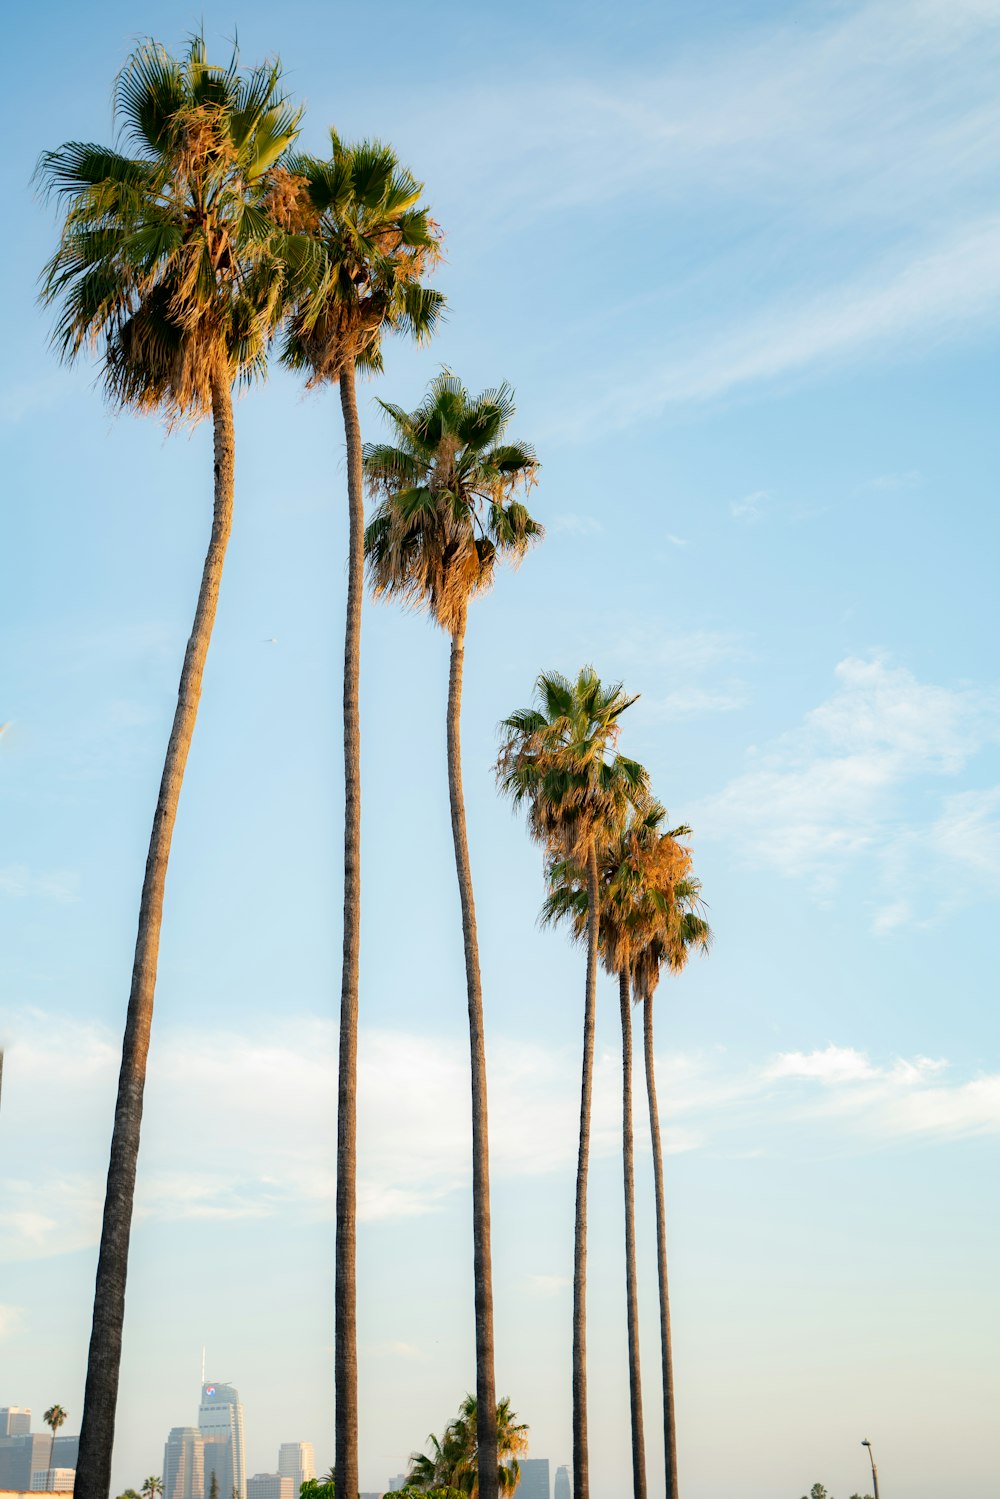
0,1410,32,1439
517,1457,550,1499
554,1464,571,1499
198,1384,246,1499
247,1475,293,1499
30,1470,75,1492
0,1434,53,1490
388,1477,407,1494
163,1427,205,1499
52,1437,79,1472
277,1444,314,1495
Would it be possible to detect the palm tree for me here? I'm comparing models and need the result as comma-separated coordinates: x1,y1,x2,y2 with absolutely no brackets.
365,374,540,1499
497,669,647,1499
406,1395,528,1496
37,39,300,1499
270,135,444,1499
141,1477,163,1499
542,802,691,1499
633,867,711,1499
43,1406,67,1491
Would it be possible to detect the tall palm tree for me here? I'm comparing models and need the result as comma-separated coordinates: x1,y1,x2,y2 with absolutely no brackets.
43,1406,68,1490
271,137,444,1499
365,374,540,1499
497,670,647,1499
406,1395,528,1496
542,802,690,1499
633,867,711,1499
37,39,301,1499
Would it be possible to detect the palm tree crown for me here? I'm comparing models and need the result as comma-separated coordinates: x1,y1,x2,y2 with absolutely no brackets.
406,1395,528,1496
38,35,302,418
497,668,648,861
272,131,445,383
542,799,692,976
364,373,541,633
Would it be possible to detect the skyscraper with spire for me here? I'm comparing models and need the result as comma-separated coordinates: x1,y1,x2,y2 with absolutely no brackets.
198,1383,246,1499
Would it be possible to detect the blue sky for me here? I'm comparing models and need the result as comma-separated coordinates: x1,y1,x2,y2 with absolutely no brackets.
2,0,999,1496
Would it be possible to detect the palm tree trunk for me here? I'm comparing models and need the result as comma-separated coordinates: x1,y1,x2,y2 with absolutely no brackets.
335,358,362,1499
572,843,600,1499
75,365,236,1499
620,969,647,1499
642,990,678,1499
446,608,499,1499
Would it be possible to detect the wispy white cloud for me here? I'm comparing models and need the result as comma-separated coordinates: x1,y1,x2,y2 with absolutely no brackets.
697,655,1000,919
0,1304,24,1340
3,1012,999,1260
551,513,603,537
731,490,770,522
0,865,80,901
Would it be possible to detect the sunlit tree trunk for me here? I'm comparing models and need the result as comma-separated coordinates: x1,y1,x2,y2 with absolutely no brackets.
621,969,647,1499
572,843,600,1499
76,365,236,1499
447,606,499,1499
335,360,363,1499
643,990,679,1499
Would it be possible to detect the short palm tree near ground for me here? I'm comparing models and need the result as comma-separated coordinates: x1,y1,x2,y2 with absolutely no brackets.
497,669,647,1499
633,859,711,1499
271,136,444,1499
140,1477,162,1499
405,1395,528,1496
365,373,540,1499
37,37,300,1499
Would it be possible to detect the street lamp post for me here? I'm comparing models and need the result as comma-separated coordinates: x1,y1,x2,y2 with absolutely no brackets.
861,1439,880,1499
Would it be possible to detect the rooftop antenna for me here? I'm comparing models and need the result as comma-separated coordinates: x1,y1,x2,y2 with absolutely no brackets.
201,1347,206,1386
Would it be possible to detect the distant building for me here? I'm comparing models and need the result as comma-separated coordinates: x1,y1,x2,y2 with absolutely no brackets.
517,1458,550,1499
247,1474,293,1499
163,1427,205,1499
30,1471,75,1492
0,1436,53,1491
554,1465,571,1499
198,1384,246,1499
277,1445,314,1495
50,1442,77,1474
0,1414,31,1440
388,1477,408,1493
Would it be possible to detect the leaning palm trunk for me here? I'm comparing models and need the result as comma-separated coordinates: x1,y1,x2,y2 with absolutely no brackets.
620,969,647,1499
335,360,363,1499
75,366,236,1499
447,606,499,1499
642,989,678,1499
572,844,600,1499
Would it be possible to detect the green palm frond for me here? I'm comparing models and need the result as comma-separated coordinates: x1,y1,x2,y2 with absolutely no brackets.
38,36,301,420
363,373,541,634
497,668,647,863
273,132,444,386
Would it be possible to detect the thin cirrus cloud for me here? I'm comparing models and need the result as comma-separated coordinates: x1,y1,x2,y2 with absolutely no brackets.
3,1012,1000,1262
696,654,1000,923
454,0,1000,430
0,864,80,901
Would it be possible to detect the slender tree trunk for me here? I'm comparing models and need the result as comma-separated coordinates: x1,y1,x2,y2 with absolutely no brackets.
620,970,647,1499
643,991,678,1499
446,609,499,1499
75,366,236,1499
572,844,600,1499
335,359,362,1499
